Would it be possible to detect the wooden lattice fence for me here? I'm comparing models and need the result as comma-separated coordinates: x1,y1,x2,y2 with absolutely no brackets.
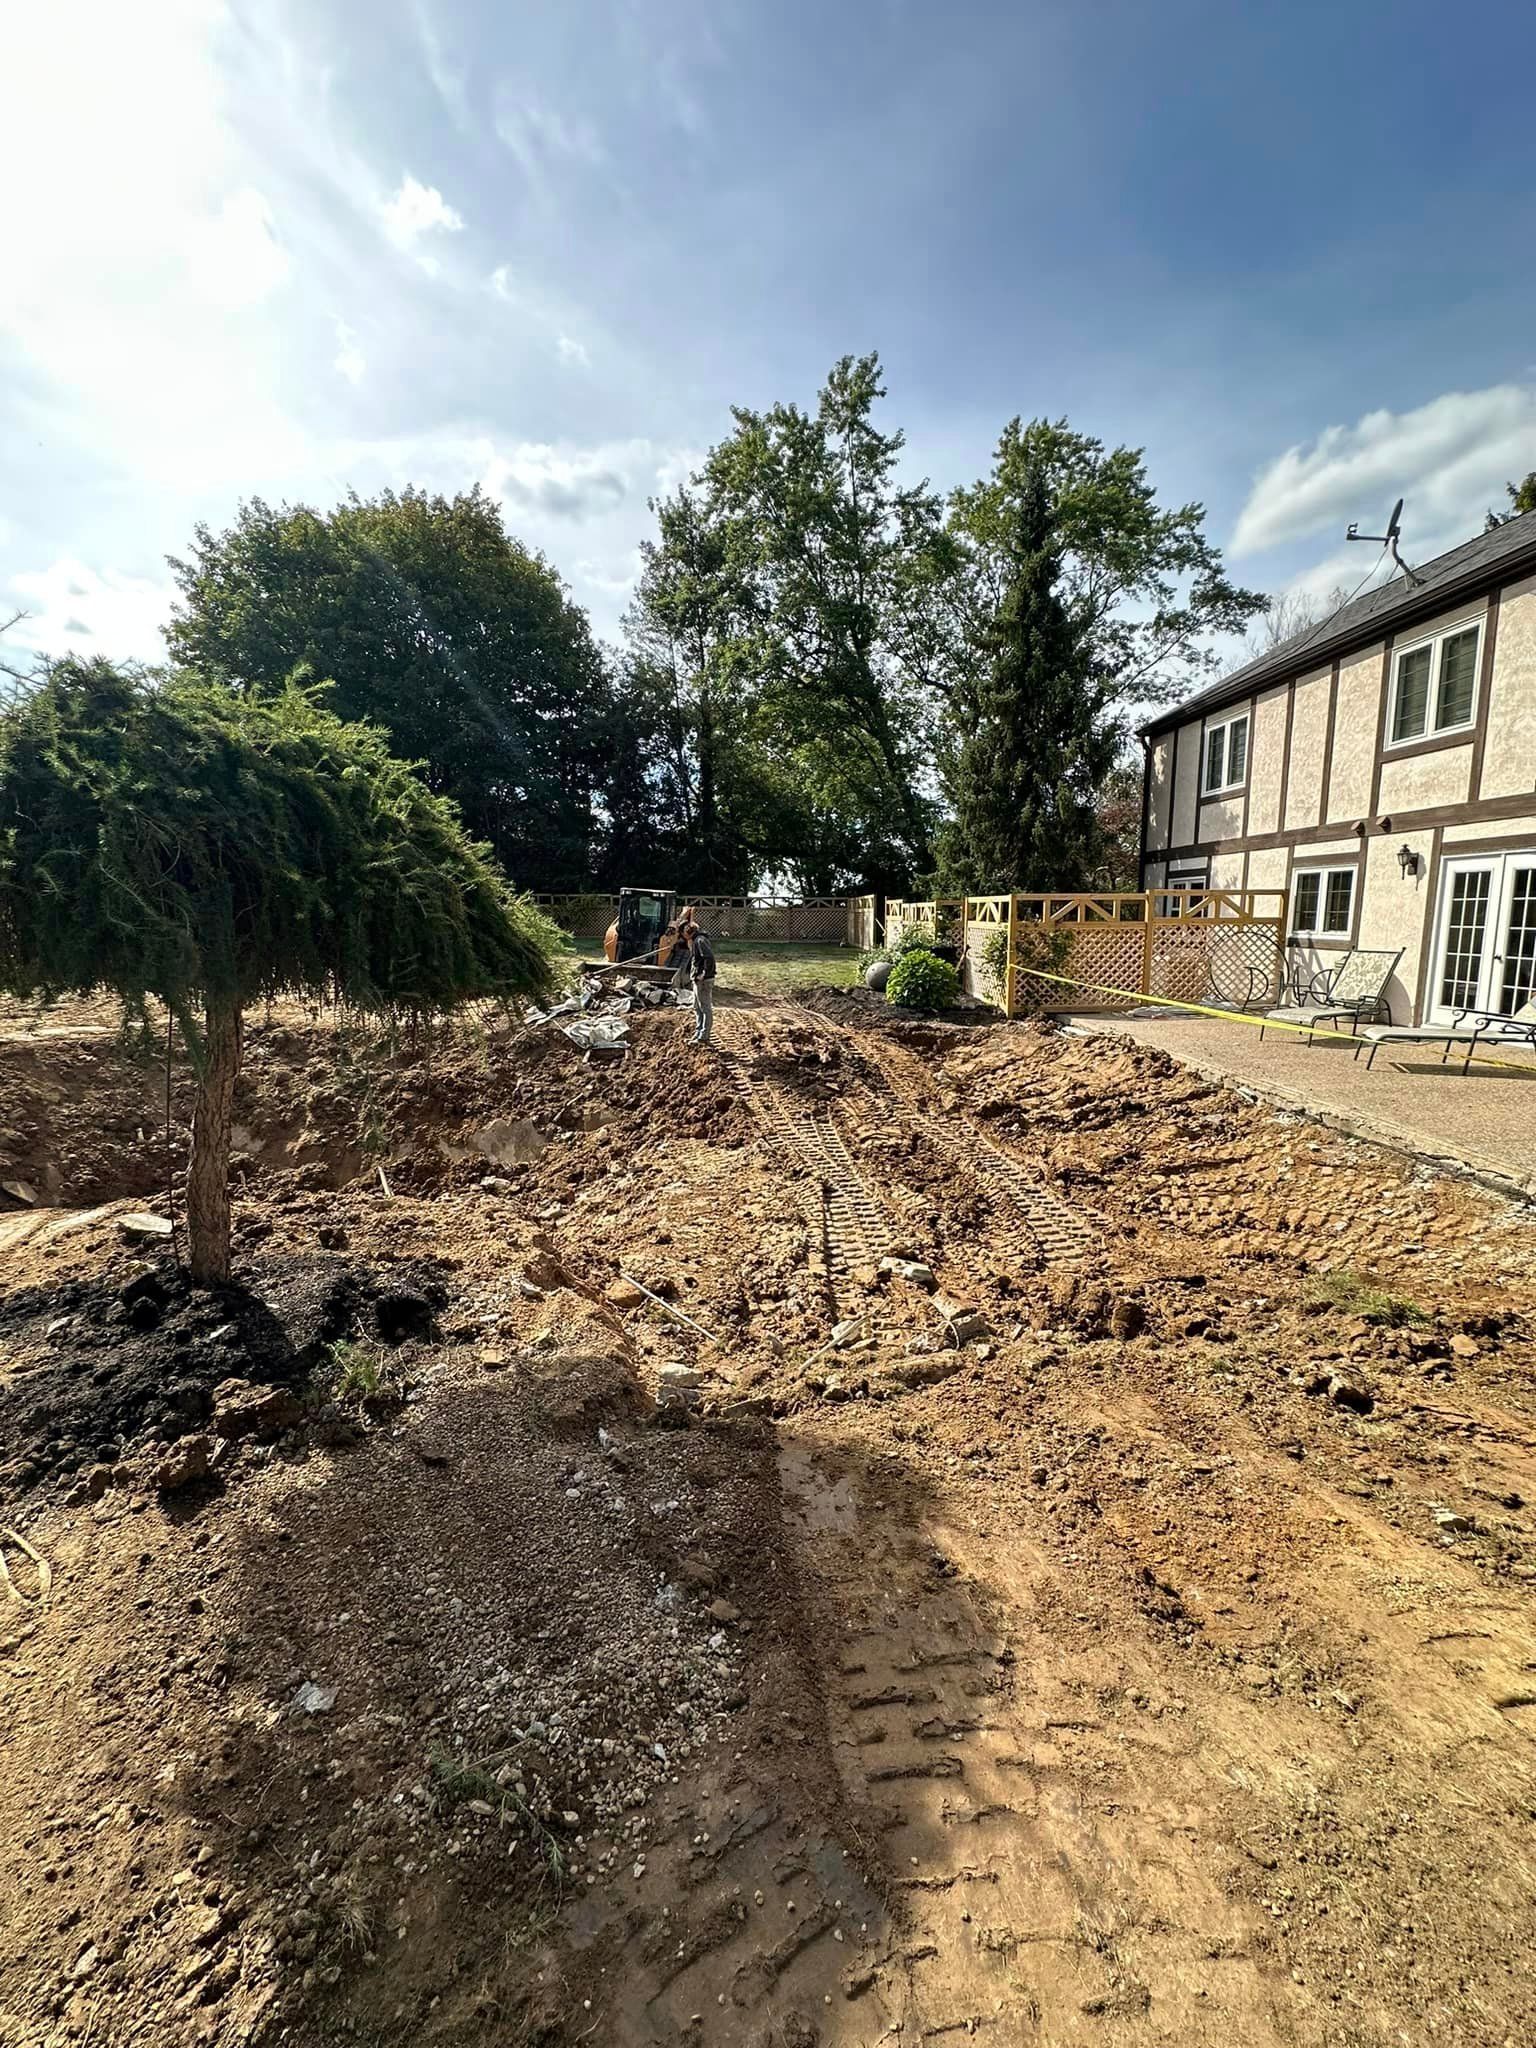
888,890,1287,1016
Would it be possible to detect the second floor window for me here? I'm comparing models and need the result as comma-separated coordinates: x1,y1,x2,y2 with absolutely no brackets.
1389,620,1481,745
1202,710,1249,794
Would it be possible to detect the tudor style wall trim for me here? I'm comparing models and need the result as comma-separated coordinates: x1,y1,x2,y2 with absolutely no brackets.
1378,729,1479,766
1412,824,1447,1023
1468,588,1502,801
1319,659,1341,823
1367,634,1395,819
1275,677,1296,830
1152,784,1536,866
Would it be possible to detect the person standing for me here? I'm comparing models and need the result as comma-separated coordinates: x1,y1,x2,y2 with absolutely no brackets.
670,903,696,994
686,923,717,1046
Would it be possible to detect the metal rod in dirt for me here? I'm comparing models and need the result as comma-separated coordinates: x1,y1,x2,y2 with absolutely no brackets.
617,1270,717,1342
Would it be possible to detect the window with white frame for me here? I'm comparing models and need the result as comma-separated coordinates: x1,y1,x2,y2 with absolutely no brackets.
1157,860,1209,916
1388,619,1481,745
1202,710,1249,793
1291,864,1356,938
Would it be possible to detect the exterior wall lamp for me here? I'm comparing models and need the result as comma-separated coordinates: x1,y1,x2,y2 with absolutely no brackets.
1398,844,1421,879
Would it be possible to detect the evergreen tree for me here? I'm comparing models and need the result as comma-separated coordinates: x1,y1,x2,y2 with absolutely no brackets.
0,660,562,1281
935,460,1118,893
1486,472,1536,529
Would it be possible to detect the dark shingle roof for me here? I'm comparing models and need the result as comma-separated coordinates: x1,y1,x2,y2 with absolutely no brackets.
1142,510,1536,737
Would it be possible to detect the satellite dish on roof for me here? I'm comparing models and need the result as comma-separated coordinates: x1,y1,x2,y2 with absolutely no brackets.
1345,495,1423,585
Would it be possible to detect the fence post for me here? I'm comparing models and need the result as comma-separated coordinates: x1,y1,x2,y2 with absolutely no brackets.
1005,896,1018,1018
1141,892,1156,998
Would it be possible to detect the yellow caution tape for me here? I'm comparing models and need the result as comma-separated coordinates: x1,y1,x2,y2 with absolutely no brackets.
1012,966,1536,1074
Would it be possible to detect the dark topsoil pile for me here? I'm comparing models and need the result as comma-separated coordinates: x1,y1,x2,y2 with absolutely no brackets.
0,1252,451,1501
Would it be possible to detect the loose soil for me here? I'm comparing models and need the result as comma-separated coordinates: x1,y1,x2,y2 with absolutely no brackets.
2,985,1535,2046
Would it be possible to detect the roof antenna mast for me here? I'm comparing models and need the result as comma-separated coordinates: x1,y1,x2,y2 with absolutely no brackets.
1346,496,1425,586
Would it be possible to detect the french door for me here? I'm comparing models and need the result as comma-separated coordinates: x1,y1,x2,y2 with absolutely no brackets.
1429,850,1536,1023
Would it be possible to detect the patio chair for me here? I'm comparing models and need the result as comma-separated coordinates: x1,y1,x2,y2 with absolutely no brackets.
1360,994,1536,1074
1259,947,1403,1045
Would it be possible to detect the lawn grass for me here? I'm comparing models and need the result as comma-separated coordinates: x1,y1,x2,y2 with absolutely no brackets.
709,941,859,996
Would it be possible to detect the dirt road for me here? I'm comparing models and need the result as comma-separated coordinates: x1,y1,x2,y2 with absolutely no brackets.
2,990,1535,2044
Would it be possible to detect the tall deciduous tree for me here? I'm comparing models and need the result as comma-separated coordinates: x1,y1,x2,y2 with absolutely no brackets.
702,354,955,885
621,486,756,892
166,488,612,890
0,661,561,1282
935,460,1118,893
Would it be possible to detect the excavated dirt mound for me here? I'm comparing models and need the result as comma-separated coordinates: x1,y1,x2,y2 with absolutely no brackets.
0,1315,863,2046
5,989,1536,2045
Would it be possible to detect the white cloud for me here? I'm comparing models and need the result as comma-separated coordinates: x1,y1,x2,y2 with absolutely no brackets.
379,173,466,253
1272,543,1402,620
489,264,516,301
556,334,590,368
1233,384,1536,558
576,552,642,597
7,560,174,665
1,0,312,492
333,319,367,385
653,447,704,499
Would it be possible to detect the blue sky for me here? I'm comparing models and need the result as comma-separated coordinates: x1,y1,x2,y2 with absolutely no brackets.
5,0,1536,664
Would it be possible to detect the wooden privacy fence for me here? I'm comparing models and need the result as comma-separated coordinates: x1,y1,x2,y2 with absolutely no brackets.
888,890,1287,1016
533,894,871,945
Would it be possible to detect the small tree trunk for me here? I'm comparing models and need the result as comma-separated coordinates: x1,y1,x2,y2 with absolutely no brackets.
187,996,242,1286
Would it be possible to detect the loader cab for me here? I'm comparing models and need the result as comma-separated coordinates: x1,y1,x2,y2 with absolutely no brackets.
603,888,678,965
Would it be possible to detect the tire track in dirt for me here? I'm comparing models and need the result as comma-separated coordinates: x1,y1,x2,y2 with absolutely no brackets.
788,1003,1099,1270
780,1438,1287,2043
616,1799,889,2041
714,1028,896,1316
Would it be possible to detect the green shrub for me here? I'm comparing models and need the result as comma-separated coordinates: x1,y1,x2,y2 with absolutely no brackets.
886,948,960,1010
891,921,941,957
1008,920,1077,1016
978,926,1010,1003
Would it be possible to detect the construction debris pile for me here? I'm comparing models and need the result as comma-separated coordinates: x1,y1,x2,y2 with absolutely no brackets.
525,970,689,1058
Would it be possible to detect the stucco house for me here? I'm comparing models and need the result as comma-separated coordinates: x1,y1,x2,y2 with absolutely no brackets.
1138,513,1536,1026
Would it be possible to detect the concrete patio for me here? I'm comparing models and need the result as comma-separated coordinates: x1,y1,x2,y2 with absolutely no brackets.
1067,1009,1536,1196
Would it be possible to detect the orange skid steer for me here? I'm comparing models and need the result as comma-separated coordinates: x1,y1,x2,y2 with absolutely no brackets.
591,889,694,981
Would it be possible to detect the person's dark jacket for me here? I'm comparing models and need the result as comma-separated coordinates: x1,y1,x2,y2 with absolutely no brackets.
689,933,717,982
